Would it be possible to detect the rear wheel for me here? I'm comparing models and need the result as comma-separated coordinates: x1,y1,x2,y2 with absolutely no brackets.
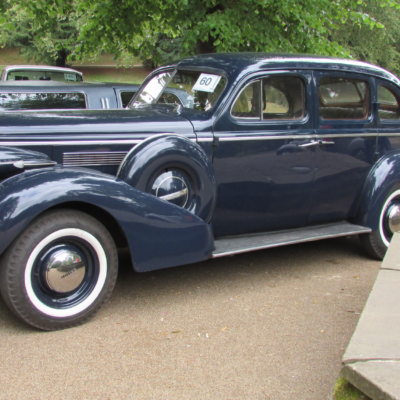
360,188,400,259
0,209,118,330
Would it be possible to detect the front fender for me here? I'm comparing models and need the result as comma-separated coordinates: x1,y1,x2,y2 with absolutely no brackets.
354,152,400,230
0,167,214,272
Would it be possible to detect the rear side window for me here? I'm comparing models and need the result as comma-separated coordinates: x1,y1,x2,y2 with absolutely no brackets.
0,92,86,110
377,86,400,120
263,77,304,120
318,77,369,120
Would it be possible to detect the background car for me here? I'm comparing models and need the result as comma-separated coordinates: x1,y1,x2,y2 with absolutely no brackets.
0,80,192,110
1,65,84,82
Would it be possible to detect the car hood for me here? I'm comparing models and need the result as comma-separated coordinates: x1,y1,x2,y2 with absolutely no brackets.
0,106,194,136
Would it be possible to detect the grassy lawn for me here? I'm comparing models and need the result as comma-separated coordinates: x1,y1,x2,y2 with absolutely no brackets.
0,47,148,84
76,66,150,84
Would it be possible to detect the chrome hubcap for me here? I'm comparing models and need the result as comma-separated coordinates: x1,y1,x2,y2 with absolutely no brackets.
45,249,86,293
151,170,190,208
387,204,400,234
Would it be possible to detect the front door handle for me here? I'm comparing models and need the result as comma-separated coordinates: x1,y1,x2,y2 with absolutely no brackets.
298,140,319,148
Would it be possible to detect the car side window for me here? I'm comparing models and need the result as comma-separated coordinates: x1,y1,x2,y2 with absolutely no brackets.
0,92,86,110
318,77,369,120
231,80,261,119
262,77,304,120
377,85,400,120
120,91,136,108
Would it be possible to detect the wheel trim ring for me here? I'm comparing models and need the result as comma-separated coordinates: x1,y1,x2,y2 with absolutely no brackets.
25,228,107,318
379,189,400,248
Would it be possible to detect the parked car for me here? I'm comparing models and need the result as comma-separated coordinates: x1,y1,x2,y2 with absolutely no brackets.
0,81,192,110
0,53,399,330
1,65,84,82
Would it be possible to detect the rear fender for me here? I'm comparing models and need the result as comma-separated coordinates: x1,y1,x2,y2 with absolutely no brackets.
0,167,214,272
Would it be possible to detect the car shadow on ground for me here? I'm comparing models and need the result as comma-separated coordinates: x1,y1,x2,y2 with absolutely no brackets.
0,235,371,333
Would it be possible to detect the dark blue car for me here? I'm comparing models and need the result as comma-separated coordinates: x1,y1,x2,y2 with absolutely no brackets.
0,53,399,330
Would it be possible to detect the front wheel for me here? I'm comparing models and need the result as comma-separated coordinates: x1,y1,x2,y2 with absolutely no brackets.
360,188,400,260
0,209,118,330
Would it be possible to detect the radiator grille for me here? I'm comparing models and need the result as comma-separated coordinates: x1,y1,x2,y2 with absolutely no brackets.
63,151,128,167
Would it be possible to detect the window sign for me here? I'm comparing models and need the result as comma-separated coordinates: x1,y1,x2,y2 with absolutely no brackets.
64,74,77,81
192,74,222,93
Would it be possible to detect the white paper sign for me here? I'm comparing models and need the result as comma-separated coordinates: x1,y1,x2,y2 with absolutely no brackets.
192,74,222,93
64,73,77,81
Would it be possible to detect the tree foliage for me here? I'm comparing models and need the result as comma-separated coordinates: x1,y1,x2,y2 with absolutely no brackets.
0,1,80,66
334,1,400,75
4,0,400,70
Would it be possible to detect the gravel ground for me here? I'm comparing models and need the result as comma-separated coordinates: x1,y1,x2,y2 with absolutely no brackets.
0,236,380,400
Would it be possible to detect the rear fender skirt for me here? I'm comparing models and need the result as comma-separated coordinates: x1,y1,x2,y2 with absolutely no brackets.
0,168,214,272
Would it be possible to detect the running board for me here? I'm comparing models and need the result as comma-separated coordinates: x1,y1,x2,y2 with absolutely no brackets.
212,222,371,258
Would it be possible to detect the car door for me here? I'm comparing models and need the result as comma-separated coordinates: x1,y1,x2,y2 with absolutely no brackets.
211,71,316,237
309,71,377,224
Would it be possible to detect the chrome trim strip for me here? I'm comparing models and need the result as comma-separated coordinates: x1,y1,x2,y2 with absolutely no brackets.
105,98,110,109
24,161,57,167
196,138,213,142
379,133,400,136
218,135,315,141
0,140,144,146
100,98,105,109
216,132,379,141
0,160,18,166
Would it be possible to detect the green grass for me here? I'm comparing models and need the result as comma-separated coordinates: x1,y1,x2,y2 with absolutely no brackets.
332,377,372,400
0,65,150,85
0,47,148,84
78,66,149,84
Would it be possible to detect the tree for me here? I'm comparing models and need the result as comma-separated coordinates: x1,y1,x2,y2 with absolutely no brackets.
333,1,400,75
0,1,80,67
19,0,399,64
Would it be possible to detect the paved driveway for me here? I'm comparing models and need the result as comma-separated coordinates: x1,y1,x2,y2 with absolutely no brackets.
0,237,380,400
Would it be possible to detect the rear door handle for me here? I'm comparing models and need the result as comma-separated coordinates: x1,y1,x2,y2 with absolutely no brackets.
318,140,335,145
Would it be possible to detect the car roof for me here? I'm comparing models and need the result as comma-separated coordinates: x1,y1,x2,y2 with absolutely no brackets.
2,65,83,76
175,52,400,84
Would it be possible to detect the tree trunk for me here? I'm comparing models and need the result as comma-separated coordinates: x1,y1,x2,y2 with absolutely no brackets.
196,37,216,54
55,49,67,67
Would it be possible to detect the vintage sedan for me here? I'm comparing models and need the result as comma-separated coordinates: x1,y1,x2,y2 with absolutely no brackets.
1,65,84,82
0,53,399,330
0,81,191,110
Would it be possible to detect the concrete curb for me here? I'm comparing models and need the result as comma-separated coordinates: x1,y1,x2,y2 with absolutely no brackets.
341,233,400,400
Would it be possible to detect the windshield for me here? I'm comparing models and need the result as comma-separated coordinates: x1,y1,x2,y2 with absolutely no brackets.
130,69,226,112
